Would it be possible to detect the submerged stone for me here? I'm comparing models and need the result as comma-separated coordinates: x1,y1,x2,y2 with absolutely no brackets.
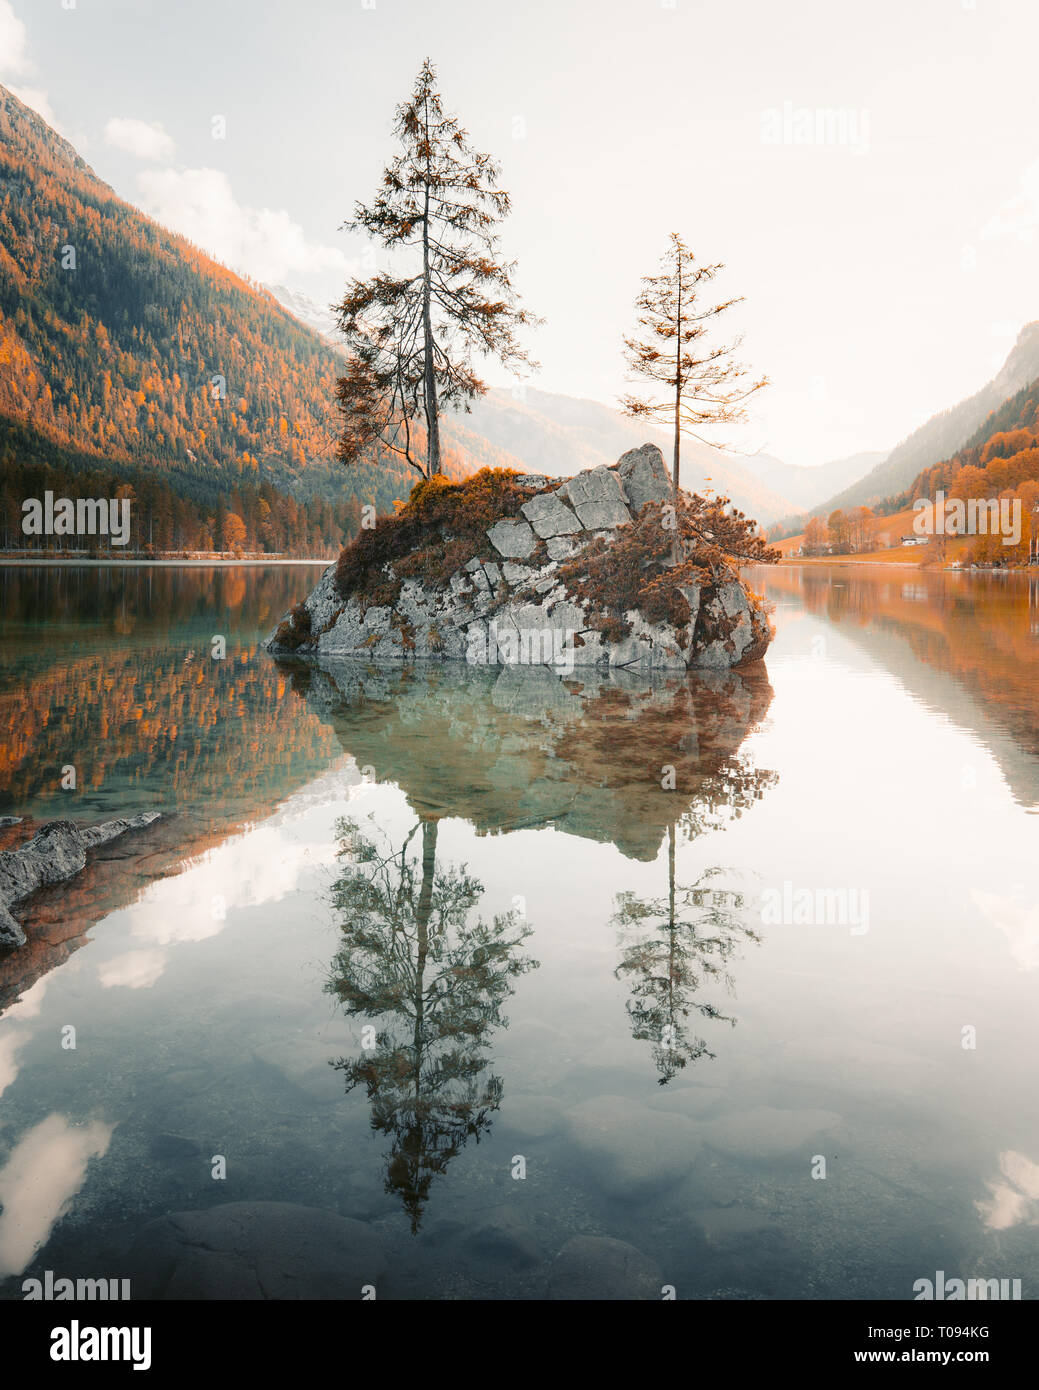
123,1201,387,1299
548,1235,663,1300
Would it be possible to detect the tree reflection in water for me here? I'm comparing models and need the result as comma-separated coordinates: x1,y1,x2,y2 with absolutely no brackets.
614,755,776,1084
326,814,536,1232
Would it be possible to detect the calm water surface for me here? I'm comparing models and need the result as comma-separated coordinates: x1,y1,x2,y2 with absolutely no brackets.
1,562,1037,1299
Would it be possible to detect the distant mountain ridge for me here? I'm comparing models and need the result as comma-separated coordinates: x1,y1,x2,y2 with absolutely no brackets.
265,287,869,525
787,323,1039,526
739,449,887,510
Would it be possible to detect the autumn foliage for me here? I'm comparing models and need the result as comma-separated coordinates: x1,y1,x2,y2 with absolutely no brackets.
334,467,542,604
885,380,1039,564
558,493,779,641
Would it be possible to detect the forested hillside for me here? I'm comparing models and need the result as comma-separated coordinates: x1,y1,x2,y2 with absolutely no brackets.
0,85,522,552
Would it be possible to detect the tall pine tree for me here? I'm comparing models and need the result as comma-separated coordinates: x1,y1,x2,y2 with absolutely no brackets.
334,59,538,480
621,234,767,557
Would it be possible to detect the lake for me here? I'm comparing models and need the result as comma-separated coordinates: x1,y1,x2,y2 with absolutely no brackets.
1,561,1038,1300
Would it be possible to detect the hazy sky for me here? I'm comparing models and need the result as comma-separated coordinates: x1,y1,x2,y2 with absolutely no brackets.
3,0,1039,466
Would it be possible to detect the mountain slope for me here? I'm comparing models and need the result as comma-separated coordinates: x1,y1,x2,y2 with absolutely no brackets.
0,88,342,482
808,323,1039,518
0,84,476,529
2,84,794,534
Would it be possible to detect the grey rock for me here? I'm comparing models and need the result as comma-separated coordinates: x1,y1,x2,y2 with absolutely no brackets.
317,602,366,655
690,636,732,670
123,1201,386,1299
559,468,631,531
692,583,757,668
730,621,755,662
716,581,751,620
77,811,162,850
0,814,162,950
546,537,576,562
607,632,645,668
364,606,391,635
266,561,341,650
0,821,87,903
703,1106,842,1159
486,517,537,560
567,1094,703,1198
678,582,701,626
0,904,25,949
514,473,553,489
0,816,23,828
559,466,629,510
266,444,770,673
616,443,673,513
463,1205,544,1270
573,628,605,663
304,562,344,632
465,620,491,665
490,603,578,667
149,1133,202,1162
693,1206,780,1250
520,491,582,539
573,497,631,530
627,612,688,669
548,1235,663,1301
499,1093,568,1139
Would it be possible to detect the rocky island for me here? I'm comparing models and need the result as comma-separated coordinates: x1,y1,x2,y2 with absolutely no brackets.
266,444,776,672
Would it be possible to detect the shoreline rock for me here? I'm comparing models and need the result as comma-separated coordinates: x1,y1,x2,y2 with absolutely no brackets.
0,812,162,950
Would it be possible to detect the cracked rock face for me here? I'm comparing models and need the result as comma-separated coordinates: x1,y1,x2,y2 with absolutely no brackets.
486,517,537,559
266,443,771,675
520,491,582,538
558,466,631,530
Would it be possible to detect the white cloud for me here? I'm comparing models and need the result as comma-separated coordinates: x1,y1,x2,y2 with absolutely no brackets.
136,166,348,283
0,1029,28,1102
0,1,68,137
977,1150,1039,1231
972,888,1039,971
0,1113,115,1277
0,0,30,77
129,823,338,949
104,115,175,161
982,160,1039,244
97,948,169,990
